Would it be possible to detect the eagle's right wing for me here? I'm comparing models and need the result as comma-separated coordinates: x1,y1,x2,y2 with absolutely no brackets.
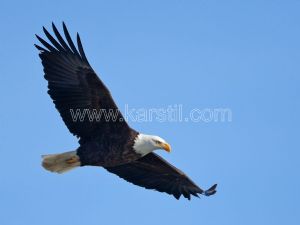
105,153,217,200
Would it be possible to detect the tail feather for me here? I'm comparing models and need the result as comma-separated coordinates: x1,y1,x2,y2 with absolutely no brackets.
42,151,80,174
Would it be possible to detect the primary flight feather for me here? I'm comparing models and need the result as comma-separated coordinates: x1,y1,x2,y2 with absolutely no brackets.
35,22,217,200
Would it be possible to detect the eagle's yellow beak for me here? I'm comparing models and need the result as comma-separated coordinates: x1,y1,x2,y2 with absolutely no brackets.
161,143,171,153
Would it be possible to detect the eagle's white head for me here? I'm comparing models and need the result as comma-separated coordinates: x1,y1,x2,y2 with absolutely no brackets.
133,133,171,156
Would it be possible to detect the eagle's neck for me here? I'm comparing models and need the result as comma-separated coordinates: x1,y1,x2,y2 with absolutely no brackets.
133,133,156,156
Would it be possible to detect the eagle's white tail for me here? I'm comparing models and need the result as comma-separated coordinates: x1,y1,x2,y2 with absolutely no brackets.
42,151,81,174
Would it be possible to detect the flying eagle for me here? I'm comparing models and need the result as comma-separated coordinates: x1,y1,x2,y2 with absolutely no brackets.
35,23,217,200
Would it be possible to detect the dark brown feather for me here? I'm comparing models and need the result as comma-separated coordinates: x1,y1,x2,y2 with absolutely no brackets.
35,23,129,143
105,153,217,200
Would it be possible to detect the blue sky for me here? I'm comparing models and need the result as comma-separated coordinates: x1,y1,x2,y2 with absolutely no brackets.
0,1,299,224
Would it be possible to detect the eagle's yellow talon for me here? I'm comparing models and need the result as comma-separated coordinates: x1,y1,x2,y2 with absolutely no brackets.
66,156,78,164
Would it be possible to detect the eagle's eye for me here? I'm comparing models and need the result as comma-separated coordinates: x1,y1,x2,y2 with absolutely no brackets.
154,140,162,145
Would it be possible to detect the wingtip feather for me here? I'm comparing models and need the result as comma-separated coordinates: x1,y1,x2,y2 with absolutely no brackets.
34,44,46,51
204,183,217,196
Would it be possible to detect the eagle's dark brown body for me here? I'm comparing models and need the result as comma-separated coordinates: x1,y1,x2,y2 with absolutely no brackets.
78,129,140,167
36,22,217,200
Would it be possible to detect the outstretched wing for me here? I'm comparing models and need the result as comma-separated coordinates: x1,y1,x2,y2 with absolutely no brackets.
105,153,217,200
35,23,129,142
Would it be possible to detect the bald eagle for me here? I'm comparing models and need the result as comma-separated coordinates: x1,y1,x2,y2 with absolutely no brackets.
35,23,217,200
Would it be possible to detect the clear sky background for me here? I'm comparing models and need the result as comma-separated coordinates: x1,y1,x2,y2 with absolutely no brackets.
0,1,299,225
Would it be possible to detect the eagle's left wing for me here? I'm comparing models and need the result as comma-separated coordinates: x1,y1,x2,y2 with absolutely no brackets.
105,153,217,200
35,23,130,144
